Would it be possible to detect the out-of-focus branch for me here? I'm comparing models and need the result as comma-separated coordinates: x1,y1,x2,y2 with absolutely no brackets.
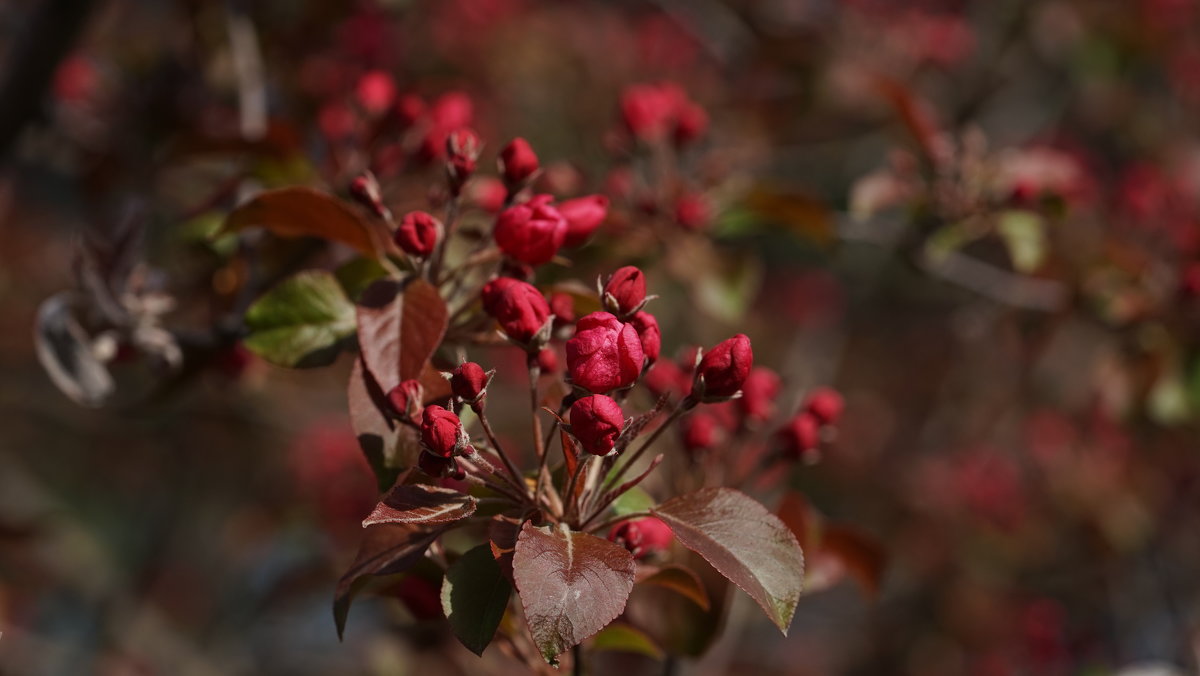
918,246,1070,312
0,0,95,159
225,0,266,141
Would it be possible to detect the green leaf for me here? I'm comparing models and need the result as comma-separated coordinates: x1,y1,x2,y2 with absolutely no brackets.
996,210,1047,273
591,622,664,660
335,257,389,303
693,254,762,323
611,487,656,517
243,270,356,367
1149,367,1189,425
440,544,513,656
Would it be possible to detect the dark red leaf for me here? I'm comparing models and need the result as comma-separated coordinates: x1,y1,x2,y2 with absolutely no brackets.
363,483,477,527
623,549,729,657
512,522,636,664
356,277,449,393
334,523,448,639
488,513,525,583
778,493,886,597
347,357,421,482
651,488,804,635
220,186,382,257
636,564,710,610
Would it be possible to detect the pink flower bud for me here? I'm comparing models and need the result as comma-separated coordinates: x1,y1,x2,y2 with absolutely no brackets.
644,360,686,399
569,394,625,456
349,173,388,219
385,379,424,420
566,312,645,393
468,177,507,213
629,311,660,366
692,334,753,401
603,266,647,317
494,195,568,265
395,94,425,129
681,413,720,455
804,387,844,426
739,368,781,423
499,137,540,188
446,127,481,196
608,517,673,559
674,192,711,231
536,347,559,373
420,405,468,458
620,84,677,143
394,211,441,257
481,278,552,347
558,194,610,247
450,362,490,404
673,102,708,146
430,91,473,130
777,412,820,459
355,70,396,116
549,292,576,328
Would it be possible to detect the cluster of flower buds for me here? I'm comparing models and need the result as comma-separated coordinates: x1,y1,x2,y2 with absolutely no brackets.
775,387,844,464
493,192,609,266
619,82,708,147
394,211,441,258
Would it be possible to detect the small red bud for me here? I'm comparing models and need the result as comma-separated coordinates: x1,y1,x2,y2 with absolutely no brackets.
566,312,645,393
608,517,673,559
445,127,482,196
535,347,559,373
549,292,577,328
739,368,782,424
558,195,609,248
673,102,708,147
629,311,661,366
418,450,454,478
777,412,820,459
644,360,686,399
420,405,468,458
355,70,396,116
394,211,441,258
680,413,720,455
569,395,625,456
499,137,540,189
385,379,424,420
674,193,711,231
349,172,389,219
494,195,568,265
804,387,844,426
481,278,552,348
450,362,490,404
602,266,648,317
691,334,753,402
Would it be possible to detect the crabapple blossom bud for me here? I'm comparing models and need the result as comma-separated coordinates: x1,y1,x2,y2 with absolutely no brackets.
644,360,686,399
494,195,568,265
349,172,389,219
569,395,625,456
629,311,660,366
549,292,576,329
673,102,708,147
566,312,645,393
777,412,821,462
691,334,753,402
558,195,610,247
445,127,481,196
804,387,844,426
430,91,473,130
355,70,396,116
620,84,676,143
738,368,781,423
395,94,425,128
394,211,441,258
468,177,506,213
385,379,424,420
608,517,673,559
535,347,559,373
481,278,552,348
418,450,455,478
674,192,711,231
420,405,468,458
602,266,648,317
499,137,540,189
450,362,491,405
680,413,719,455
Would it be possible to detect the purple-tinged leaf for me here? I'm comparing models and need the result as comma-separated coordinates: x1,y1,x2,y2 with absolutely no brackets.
651,488,804,635
220,186,382,257
347,357,420,486
440,544,512,656
363,483,477,527
590,622,664,659
334,523,448,639
356,277,448,393
513,522,635,665
636,564,710,610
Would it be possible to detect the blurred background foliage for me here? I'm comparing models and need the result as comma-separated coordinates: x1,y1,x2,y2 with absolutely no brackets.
2,0,1200,674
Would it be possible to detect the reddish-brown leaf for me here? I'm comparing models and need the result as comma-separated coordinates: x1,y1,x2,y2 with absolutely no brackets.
820,525,887,598
636,564,710,611
513,522,636,664
363,483,477,527
488,513,525,583
221,186,381,257
334,523,448,639
356,277,448,393
347,357,421,480
777,492,886,598
652,488,804,635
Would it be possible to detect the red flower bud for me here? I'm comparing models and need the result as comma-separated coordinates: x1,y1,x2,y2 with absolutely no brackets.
430,91,473,130
549,292,576,328
569,394,625,456
804,387,844,426
777,412,820,460
450,362,490,404
355,70,396,116
446,127,481,195
680,413,720,455
673,102,708,147
395,94,425,128
468,177,507,214
644,360,686,399
420,404,467,458
738,367,781,423
603,266,647,317
558,195,609,247
394,211,441,257
494,195,568,265
620,84,678,143
481,278,552,347
566,312,645,393
349,173,389,219
536,347,559,373
692,334,753,401
385,379,424,420
629,311,660,366
418,450,455,478
499,137,540,188
608,517,673,559
674,192,711,231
